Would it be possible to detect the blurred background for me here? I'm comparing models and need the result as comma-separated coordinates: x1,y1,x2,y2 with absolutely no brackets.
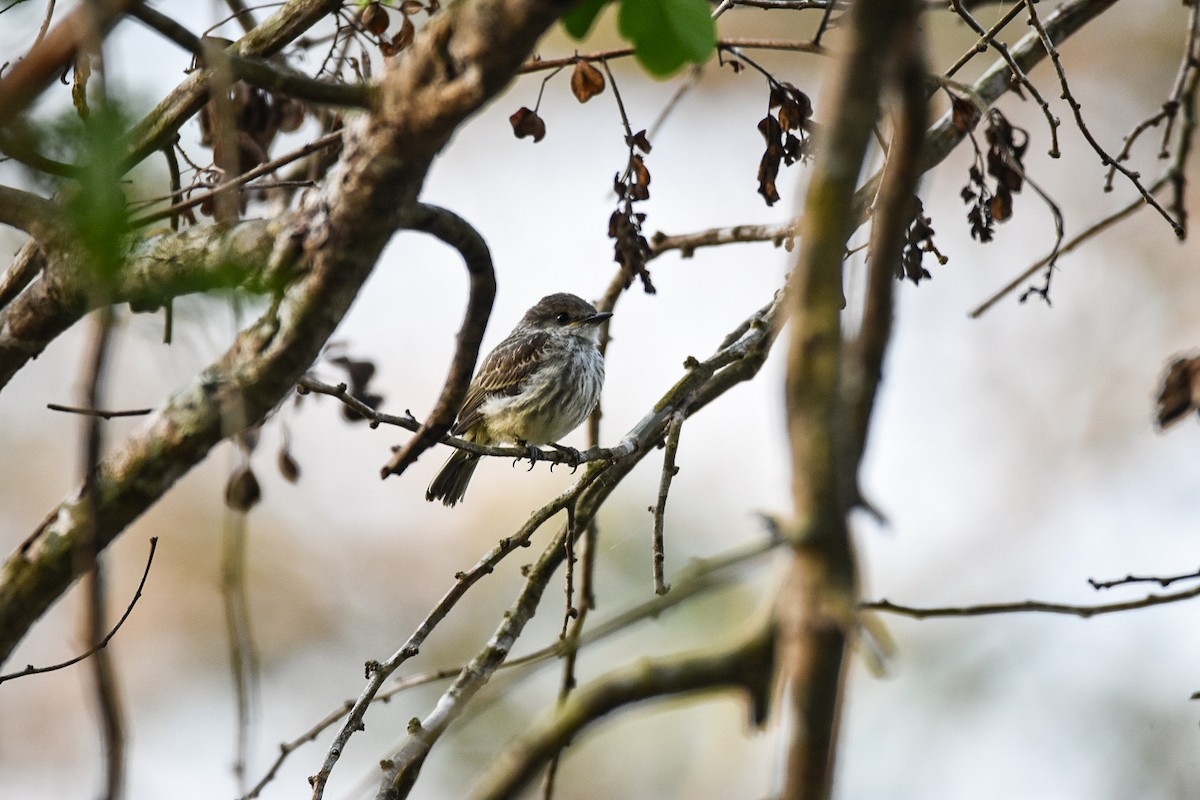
2,2,1199,798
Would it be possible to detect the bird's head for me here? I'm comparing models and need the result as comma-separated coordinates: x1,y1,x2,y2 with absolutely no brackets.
522,293,612,343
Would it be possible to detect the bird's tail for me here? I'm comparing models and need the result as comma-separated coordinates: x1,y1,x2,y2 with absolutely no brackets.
426,450,481,507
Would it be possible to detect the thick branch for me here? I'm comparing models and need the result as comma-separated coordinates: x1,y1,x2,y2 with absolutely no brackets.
466,621,775,800
0,220,280,391
0,186,60,241
778,1,921,798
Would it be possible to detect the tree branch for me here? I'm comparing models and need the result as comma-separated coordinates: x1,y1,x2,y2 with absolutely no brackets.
466,620,776,800
0,0,136,122
0,185,60,241
126,3,374,109
380,204,496,479
777,1,920,797
0,218,281,392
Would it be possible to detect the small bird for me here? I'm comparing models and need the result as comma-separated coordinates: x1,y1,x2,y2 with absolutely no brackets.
426,293,611,507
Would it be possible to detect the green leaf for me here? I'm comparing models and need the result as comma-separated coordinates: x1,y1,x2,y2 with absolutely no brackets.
618,0,716,76
563,0,610,39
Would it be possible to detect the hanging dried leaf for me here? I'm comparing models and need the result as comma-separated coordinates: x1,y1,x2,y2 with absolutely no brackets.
1156,356,1200,429
570,61,606,103
757,115,783,206
225,466,262,511
628,129,652,154
629,154,651,201
278,446,302,483
951,94,981,133
360,3,390,35
399,0,425,13
509,106,546,142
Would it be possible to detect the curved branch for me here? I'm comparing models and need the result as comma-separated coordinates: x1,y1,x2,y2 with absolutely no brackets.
466,621,776,800
381,204,496,479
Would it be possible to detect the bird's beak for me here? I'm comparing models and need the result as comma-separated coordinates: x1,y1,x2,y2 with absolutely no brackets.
578,311,613,326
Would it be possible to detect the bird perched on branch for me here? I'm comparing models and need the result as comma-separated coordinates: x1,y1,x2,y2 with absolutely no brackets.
426,293,611,507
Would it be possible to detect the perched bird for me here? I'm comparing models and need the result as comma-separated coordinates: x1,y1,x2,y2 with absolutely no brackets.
426,293,611,507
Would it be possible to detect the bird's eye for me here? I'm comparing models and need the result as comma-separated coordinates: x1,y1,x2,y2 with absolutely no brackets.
555,312,570,325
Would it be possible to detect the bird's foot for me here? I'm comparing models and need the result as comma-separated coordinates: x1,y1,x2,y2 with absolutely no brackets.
512,439,542,471
547,443,582,473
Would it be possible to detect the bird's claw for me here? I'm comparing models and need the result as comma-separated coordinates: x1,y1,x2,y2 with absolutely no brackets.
510,439,541,471
547,443,582,473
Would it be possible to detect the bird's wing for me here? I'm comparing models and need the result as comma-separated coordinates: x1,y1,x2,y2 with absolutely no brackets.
452,330,550,435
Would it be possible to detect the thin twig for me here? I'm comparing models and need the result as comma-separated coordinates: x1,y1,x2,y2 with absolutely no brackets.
0,537,158,684
862,584,1200,618
1023,0,1183,237
651,410,685,596
308,465,609,799
47,402,153,418
949,0,1060,156
81,302,126,800
969,173,1170,318
517,38,824,75
1090,566,1200,591
128,131,343,228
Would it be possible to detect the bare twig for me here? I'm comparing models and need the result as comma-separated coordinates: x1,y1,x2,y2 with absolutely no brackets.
517,38,824,74
948,0,1061,157
80,301,126,800
862,584,1200,618
246,531,779,799
309,467,610,800
47,403,153,418
651,410,684,596
1089,566,1200,591
969,173,1170,318
128,131,344,228
0,537,157,684
1023,0,1182,237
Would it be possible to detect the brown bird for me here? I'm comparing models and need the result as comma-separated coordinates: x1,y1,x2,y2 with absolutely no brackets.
426,293,611,507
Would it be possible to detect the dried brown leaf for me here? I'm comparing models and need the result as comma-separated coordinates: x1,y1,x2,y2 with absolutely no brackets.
225,466,261,511
509,106,546,142
570,60,606,103
1156,356,1200,428
361,3,390,35
951,95,981,133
